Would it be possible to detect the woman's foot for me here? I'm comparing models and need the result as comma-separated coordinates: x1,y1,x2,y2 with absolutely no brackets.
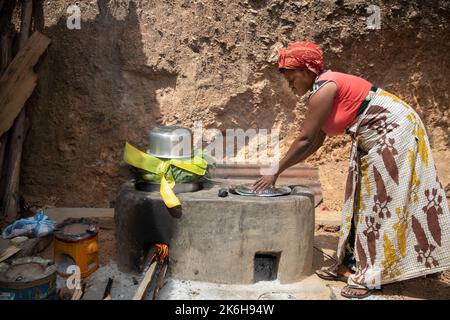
315,264,354,283
341,284,376,299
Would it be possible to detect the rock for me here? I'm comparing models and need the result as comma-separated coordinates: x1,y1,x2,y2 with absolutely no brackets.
249,9,258,14
267,42,284,64
323,225,340,233
281,25,293,31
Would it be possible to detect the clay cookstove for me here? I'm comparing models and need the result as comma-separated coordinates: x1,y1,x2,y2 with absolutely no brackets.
114,179,315,284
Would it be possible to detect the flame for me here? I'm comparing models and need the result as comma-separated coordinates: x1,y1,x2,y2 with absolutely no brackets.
153,243,169,262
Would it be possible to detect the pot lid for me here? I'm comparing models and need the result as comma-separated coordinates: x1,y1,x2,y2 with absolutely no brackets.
54,218,98,241
234,184,292,197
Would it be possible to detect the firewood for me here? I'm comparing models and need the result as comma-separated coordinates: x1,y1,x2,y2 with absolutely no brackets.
132,260,158,300
0,245,21,263
153,260,168,300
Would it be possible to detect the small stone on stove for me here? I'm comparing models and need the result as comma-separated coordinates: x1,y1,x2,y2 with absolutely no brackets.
218,188,228,197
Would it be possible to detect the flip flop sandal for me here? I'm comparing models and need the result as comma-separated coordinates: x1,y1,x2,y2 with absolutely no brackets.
340,284,375,299
315,269,349,283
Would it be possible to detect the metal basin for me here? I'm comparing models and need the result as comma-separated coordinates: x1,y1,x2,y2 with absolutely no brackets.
148,126,193,159
233,184,292,197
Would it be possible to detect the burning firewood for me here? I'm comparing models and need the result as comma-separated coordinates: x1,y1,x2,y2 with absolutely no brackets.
132,244,169,300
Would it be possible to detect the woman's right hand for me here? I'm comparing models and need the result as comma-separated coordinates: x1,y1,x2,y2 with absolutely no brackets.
252,174,278,193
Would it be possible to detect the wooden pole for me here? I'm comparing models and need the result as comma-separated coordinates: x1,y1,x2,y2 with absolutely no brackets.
18,0,33,48
153,260,168,300
32,0,44,32
2,0,33,223
0,0,17,218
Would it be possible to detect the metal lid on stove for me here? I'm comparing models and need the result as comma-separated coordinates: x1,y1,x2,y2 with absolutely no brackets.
54,218,99,242
233,184,292,197
148,126,193,159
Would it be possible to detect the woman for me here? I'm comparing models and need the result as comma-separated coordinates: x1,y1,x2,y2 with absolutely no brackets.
253,41,450,299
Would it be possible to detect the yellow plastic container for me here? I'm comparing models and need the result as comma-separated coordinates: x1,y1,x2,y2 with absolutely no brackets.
54,220,99,278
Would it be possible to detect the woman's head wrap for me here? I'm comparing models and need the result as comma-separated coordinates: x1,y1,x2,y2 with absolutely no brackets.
278,41,323,75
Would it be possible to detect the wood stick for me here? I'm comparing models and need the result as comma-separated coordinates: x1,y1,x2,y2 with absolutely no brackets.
132,259,158,300
32,0,44,32
153,260,168,300
0,1,16,213
0,33,12,74
2,113,26,223
0,134,7,190
18,0,33,49
102,277,114,300
71,288,83,300
1,0,34,223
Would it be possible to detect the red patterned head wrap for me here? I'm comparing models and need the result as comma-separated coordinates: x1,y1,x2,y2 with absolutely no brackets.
278,41,324,75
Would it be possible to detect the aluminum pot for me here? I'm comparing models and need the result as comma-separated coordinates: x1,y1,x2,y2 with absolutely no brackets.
148,126,193,159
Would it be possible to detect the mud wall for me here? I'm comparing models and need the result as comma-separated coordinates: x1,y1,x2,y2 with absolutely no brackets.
18,0,450,207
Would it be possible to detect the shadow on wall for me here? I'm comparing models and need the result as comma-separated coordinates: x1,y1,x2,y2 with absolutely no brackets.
317,28,450,150
21,0,177,207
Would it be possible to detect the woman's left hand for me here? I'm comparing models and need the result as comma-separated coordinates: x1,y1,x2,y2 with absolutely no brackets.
252,175,278,193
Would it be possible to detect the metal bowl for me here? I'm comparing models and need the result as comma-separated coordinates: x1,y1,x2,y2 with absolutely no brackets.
234,184,292,197
148,126,193,159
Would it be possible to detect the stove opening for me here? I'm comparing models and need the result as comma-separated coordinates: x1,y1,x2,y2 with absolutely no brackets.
254,252,281,282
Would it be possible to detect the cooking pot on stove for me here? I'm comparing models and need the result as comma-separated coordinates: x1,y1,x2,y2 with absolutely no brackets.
148,126,193,159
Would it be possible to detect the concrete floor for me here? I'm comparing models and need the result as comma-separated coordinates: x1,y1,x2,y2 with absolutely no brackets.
81,262,386,300
81,260,338,300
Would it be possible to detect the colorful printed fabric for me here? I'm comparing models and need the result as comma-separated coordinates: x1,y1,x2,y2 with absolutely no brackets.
278,41,323,74
336,89,450,287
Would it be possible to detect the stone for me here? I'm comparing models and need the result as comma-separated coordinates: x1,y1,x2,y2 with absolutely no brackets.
267,42,284,64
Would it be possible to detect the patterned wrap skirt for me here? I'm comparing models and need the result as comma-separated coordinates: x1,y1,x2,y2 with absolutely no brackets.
337,88,450,287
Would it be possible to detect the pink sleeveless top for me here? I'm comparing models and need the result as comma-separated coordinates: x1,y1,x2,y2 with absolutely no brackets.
308,70,372,136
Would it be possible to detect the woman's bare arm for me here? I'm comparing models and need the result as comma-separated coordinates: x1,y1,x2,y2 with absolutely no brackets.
253,82,336,192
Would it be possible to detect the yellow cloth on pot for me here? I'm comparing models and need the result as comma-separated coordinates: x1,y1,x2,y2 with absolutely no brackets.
123,142,207,208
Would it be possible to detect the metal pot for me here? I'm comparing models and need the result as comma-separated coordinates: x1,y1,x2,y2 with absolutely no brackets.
148,126,193,159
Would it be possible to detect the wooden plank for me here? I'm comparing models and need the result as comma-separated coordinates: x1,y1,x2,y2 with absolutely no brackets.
45,208,114,222
15,234,53,258
0,31,50,136
102,278,114,300
132,260,158,300
0,245,21,263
